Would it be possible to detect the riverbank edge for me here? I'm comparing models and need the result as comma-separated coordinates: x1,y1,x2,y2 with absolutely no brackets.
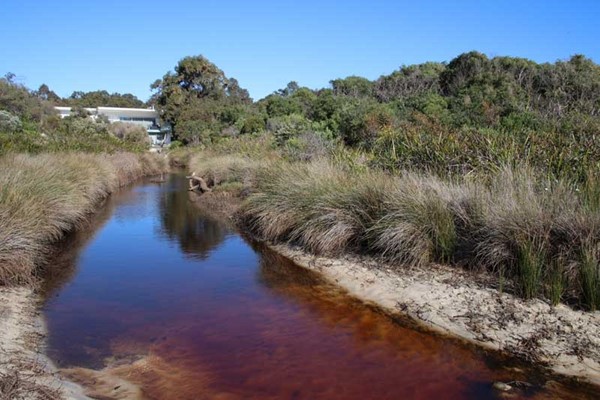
196,190,600,388
0,156,169,400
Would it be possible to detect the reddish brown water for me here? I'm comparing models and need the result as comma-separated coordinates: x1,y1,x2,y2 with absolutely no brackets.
42,175,596,399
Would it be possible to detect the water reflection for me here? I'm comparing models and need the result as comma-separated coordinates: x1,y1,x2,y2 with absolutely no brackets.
41,196,116,298
158,176,229,260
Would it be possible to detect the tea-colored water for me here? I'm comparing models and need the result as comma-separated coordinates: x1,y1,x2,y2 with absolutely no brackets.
42,175,595,399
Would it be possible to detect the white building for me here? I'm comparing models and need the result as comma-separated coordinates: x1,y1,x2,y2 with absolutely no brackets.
55,106,172,146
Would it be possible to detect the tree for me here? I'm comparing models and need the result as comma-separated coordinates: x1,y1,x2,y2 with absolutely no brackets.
35,84,61,102
374,62,444,102
330,76,373,98
276,81,300,97
63,90,144,108
0,76,56,122
150,55,251,138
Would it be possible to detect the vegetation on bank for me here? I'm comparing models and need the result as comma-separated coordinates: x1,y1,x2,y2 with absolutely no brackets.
182,137,600,311
0,152,167,286
0,74,169,287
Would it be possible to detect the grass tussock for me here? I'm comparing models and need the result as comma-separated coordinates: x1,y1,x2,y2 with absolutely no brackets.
190,150,600,310
368,173,471,267
245,161,390,254
0,152,167,286
189,154,263,189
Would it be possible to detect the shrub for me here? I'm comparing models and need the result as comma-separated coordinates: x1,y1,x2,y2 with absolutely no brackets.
266,114,311,145
109,122,150,145
240,115,265,134
282,131,333,162
169,140,183,149
0,110,22,132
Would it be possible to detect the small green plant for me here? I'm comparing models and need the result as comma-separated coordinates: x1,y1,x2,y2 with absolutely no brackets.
169,140,183,149
546,258,565,306
580,245,600,311
515,238,546,300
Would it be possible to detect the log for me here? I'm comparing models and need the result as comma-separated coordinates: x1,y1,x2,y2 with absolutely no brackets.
187,172,212,193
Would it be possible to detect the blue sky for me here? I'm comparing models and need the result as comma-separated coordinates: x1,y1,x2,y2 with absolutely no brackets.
1,0,599,101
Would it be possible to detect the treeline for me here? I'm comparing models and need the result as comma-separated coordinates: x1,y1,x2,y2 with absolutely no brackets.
3,51,600,180
153,52,600,181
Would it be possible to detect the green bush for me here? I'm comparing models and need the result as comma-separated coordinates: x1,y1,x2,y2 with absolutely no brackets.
0,110,22,132
169,140,183,149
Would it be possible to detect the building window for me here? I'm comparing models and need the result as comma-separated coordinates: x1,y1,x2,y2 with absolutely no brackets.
119,117,156,123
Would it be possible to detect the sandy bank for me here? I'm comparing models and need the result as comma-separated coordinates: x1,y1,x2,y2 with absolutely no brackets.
0,287,89,399
269,245,600,386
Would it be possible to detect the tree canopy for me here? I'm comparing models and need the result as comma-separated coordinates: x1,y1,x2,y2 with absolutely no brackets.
61,90,145,108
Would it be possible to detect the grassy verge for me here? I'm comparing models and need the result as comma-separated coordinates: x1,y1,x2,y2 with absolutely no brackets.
186,148,600,311
0,152,167,286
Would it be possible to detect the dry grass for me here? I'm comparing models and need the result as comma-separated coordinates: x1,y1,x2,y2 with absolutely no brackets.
189,151,600,309
189,154,262,189
0,152,167,286
244,161,389,254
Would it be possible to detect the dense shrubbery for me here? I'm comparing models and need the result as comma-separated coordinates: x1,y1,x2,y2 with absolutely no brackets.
154,52,600,183
108,121,151,145
169,52,600,313
4,51,600,309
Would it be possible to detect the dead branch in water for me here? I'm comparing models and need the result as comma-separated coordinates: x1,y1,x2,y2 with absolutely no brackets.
187,172,212,193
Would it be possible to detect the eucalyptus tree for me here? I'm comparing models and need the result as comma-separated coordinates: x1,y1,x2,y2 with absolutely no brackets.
150,55,251,144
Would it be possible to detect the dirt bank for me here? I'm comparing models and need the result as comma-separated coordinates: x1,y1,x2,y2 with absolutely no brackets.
193,191,600,388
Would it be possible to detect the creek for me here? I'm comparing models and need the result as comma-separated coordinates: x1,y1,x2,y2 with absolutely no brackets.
41,175,594,399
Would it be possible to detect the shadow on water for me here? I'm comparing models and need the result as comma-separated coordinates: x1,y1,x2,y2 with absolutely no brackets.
41,175,599,400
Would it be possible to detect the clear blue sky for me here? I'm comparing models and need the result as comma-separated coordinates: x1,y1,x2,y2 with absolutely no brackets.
1,0,599,102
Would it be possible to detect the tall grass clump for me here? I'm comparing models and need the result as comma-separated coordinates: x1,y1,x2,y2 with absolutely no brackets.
0,152,167,286
189,154,263,189
579,243,600,311
515,238,547,299
477,167,547,272
241,161,390,254
367,173,473,267
474,166,600,308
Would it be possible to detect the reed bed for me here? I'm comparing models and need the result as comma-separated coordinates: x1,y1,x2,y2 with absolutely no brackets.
189,152,600,310
0,152,167,286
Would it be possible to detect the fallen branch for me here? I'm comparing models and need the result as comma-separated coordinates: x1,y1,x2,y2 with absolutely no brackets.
187,172,212,193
